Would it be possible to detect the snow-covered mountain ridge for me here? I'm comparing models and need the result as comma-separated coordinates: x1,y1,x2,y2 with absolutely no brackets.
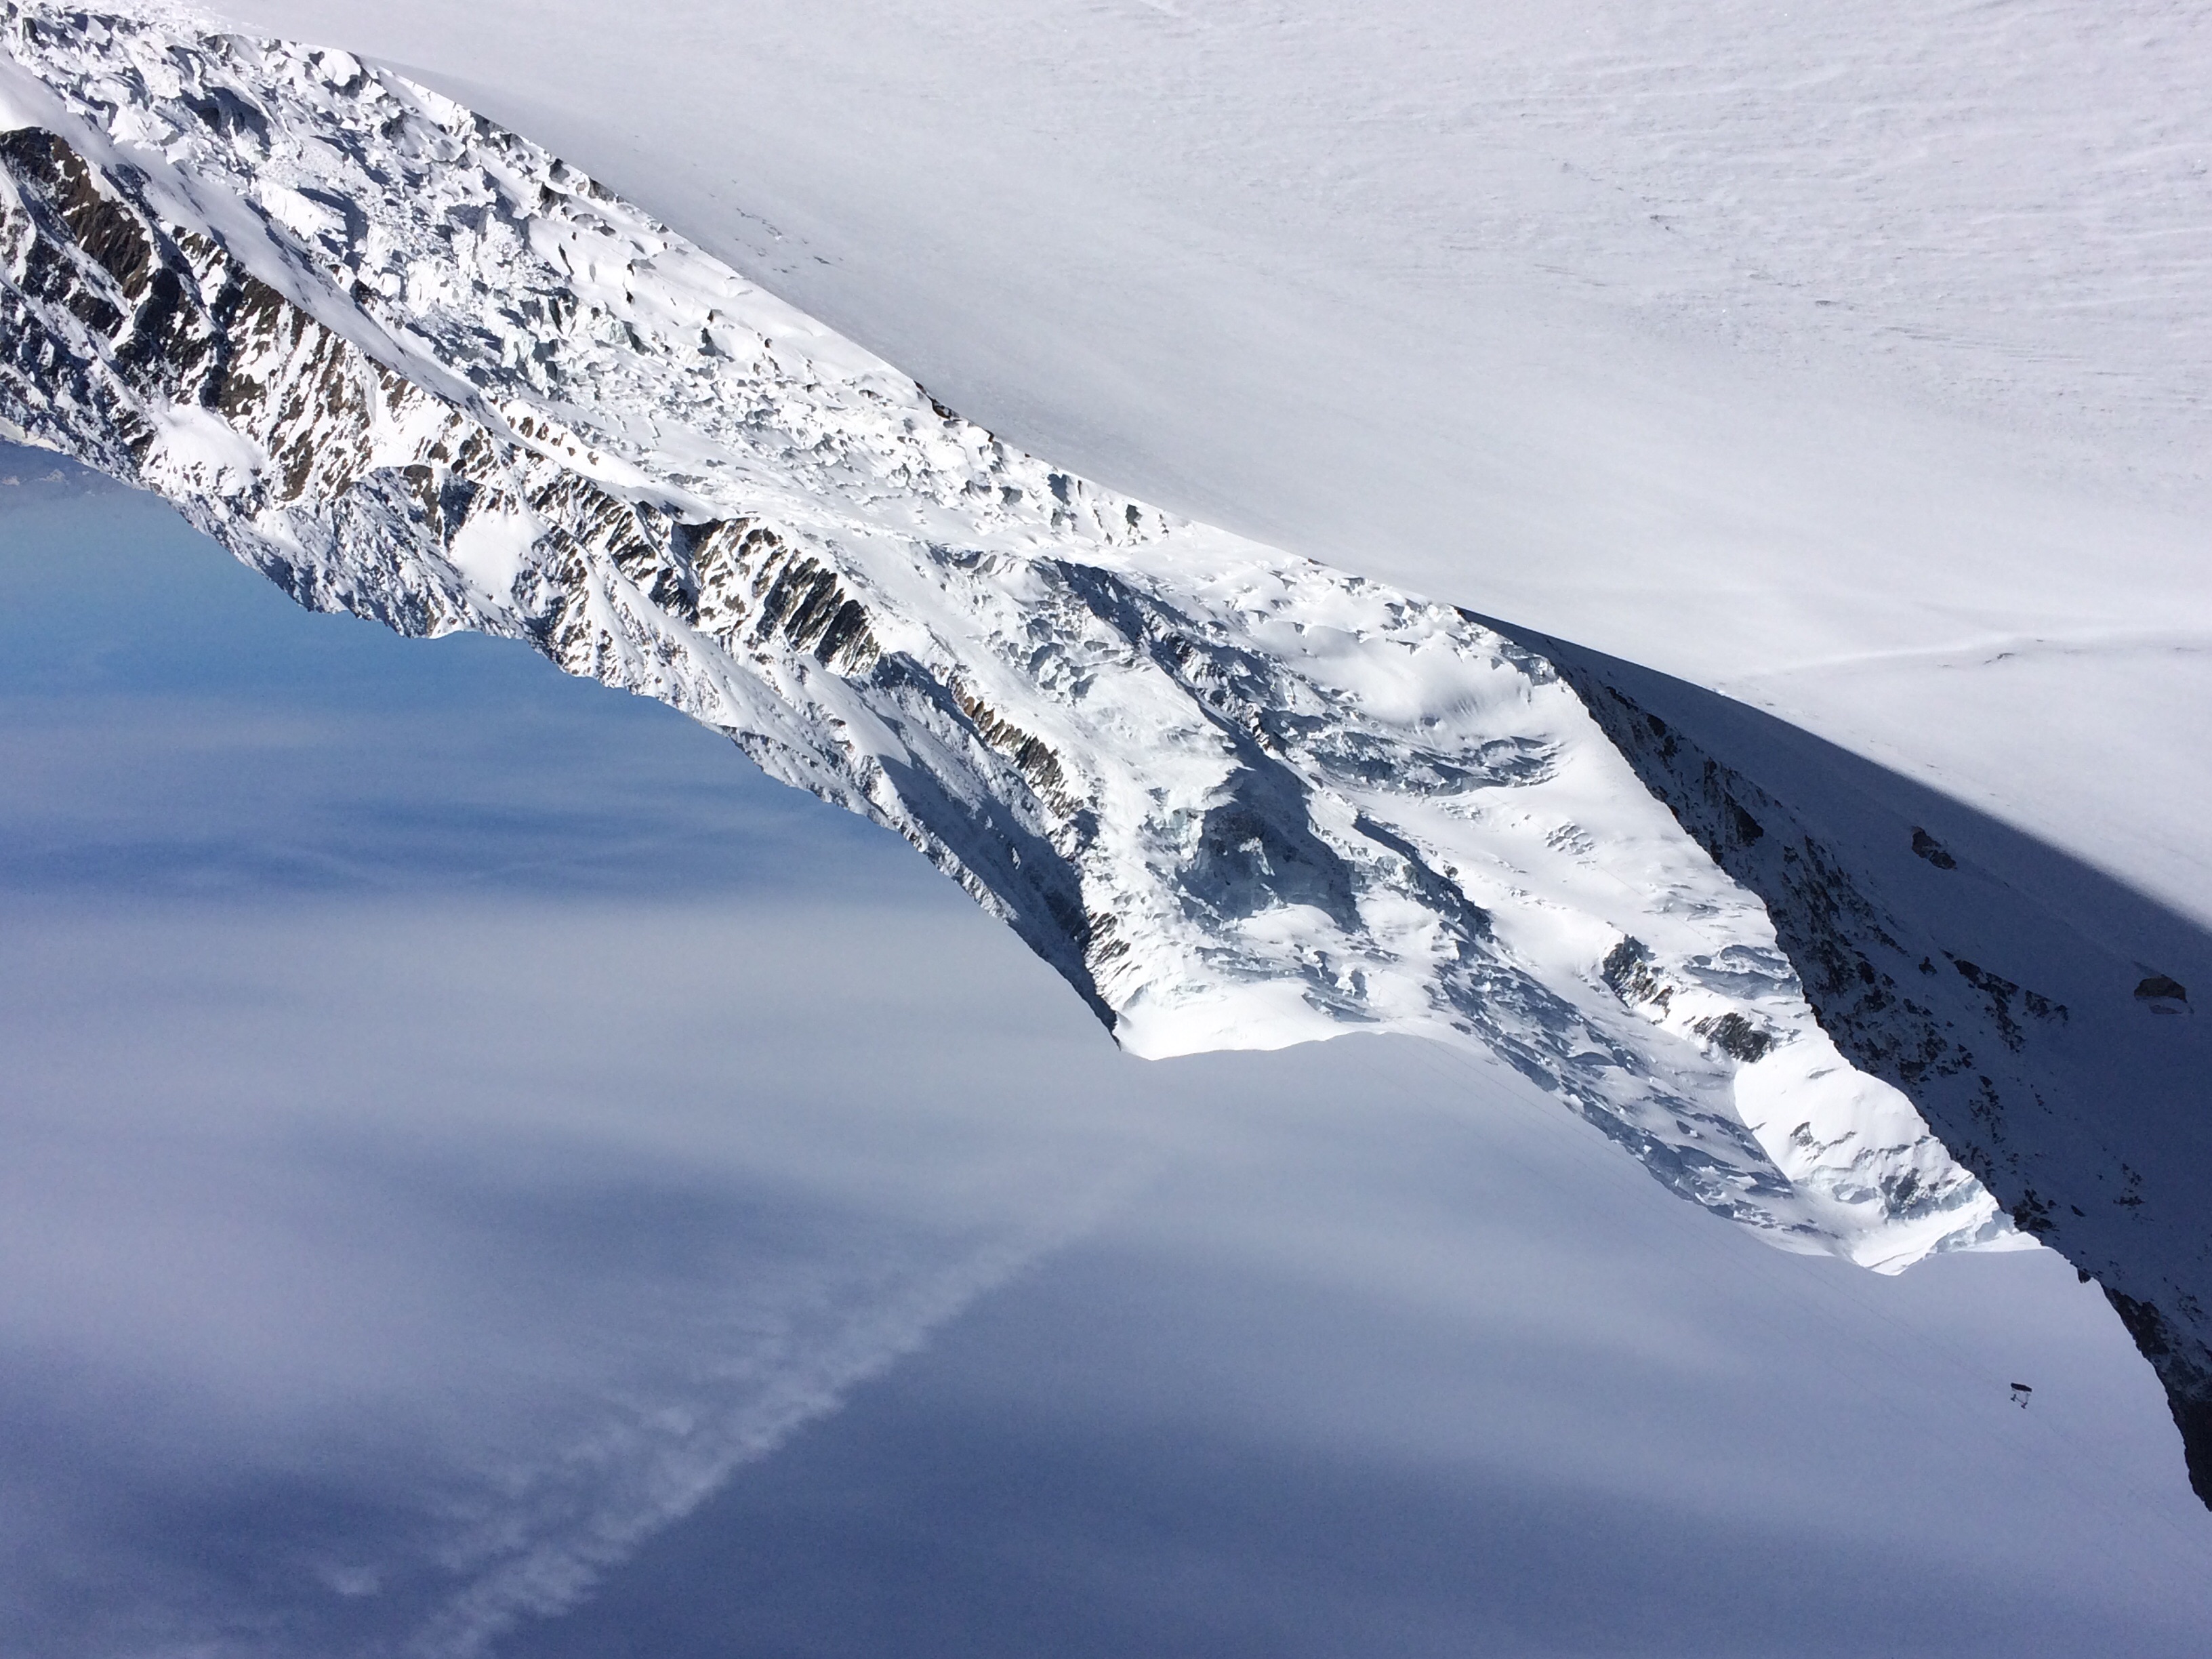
0,3,2019,1273
12,0,2212,1512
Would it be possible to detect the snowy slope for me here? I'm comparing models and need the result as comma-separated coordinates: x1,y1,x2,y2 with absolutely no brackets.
10,1,2212,1506
1515,628,2212,1504
0,3,2013,1279
224,0,2209,931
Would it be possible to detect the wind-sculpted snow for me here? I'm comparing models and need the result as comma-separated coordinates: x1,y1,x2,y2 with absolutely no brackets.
0,3,2013,1271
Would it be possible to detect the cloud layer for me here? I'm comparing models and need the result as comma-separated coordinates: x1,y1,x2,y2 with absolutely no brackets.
5,487,2210,1656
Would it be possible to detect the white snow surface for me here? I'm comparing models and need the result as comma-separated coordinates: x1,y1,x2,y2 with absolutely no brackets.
0,3,2024,1269
184,0,2211,933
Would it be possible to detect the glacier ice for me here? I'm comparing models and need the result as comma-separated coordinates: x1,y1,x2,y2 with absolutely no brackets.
0,1,2016,1271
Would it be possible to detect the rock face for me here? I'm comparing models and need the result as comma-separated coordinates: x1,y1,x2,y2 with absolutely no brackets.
2136,975,2190,1010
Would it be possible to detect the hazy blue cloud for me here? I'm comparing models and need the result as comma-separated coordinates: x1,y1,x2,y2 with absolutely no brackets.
0,466,895,905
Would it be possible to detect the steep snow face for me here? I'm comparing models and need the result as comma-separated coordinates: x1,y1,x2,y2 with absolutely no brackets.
1534,636,2212,1506
0,3,2012,1269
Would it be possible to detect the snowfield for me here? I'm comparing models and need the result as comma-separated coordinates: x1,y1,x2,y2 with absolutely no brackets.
2,0,2209,1515
0,3,2022,1271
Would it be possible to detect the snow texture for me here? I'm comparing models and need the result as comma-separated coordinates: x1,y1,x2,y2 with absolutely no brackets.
0,2,2018,1275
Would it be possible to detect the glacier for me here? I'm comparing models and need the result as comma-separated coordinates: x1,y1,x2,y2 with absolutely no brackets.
0,1,2028,1277
0,9,2207,1648
10,0,2212,1511
13,12,2212,1518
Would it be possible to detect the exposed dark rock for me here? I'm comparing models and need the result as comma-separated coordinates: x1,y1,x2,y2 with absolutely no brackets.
1912,827,1958,869
1693,1011,1777,1063
1602,936,1668,1008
